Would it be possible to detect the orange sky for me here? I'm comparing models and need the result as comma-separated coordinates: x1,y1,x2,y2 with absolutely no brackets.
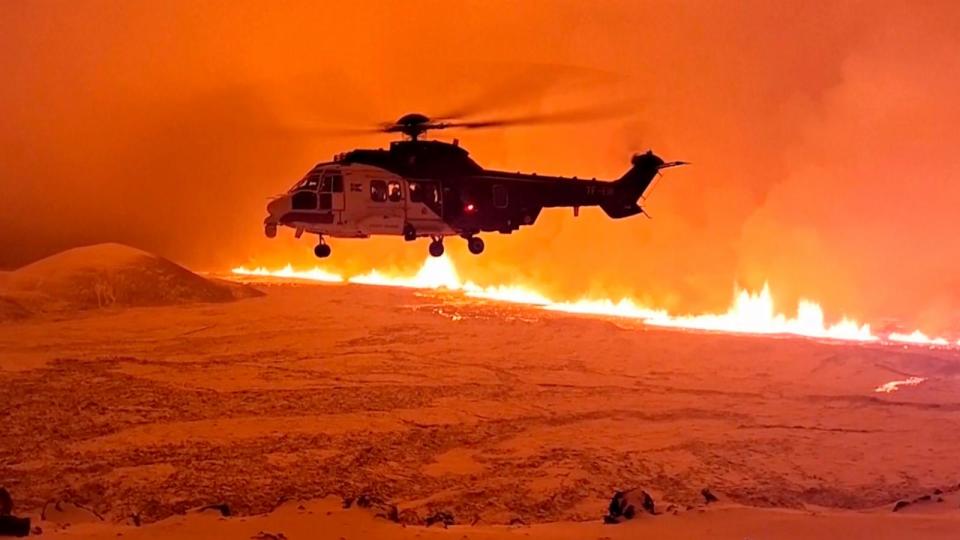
2,1,959,331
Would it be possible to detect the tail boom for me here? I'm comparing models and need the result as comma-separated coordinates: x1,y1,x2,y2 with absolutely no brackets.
600,151,683,219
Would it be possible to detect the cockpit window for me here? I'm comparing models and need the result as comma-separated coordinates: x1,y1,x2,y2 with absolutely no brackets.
290,173,320,192
292,190,318,210
321,174,343,193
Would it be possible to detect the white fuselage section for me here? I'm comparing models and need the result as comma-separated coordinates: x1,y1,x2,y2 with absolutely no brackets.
265,163,456,239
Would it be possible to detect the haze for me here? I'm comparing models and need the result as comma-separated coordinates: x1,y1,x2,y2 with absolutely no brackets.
3,0,959,332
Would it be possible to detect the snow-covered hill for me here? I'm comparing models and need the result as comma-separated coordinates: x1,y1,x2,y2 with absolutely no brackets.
1,243,260,316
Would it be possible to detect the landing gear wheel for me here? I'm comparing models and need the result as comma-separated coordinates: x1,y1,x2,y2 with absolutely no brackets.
314,243,331,258
428,239,445,258
403,223,417,242
264,223,277,238
467,236,485,255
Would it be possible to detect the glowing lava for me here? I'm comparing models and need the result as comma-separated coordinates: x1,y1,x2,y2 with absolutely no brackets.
888,330,950,346
349,255,462,290
231,264,343,283
644,287,876,341
874,376,926,393
231,255,955,347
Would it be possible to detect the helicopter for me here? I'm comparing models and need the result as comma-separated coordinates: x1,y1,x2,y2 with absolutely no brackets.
263,111,686,258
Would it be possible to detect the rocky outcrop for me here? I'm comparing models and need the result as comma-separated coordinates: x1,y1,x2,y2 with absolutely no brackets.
196,503,232,517
0,488,30,537
424,510,455,528
604,488,656,524
344,494,400,523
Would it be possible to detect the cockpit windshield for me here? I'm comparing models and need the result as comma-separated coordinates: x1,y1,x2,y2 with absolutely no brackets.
289,163,336,192
289,164,346,197
290,175,320,192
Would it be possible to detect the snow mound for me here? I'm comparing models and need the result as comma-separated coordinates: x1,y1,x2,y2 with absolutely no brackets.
3,243,261,312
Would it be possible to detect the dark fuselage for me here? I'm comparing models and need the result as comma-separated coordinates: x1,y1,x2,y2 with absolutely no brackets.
337,139,657,235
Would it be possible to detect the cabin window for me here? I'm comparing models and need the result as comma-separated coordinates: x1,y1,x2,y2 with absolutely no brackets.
370,180,388,202
387,181,403,202
410,181,439,204
330,175,343,193
493,185,508,208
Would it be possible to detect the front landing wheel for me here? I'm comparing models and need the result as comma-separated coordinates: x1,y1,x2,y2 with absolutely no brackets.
428,239,445,258
314,243,331,258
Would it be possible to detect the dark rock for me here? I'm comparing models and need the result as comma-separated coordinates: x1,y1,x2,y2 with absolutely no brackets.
424,511,455,528
604,488,656,523
341,497,354,509
374,504,398,523
198,503,231,517
397,509,421,526
0,515,30,537
348,494,398,523
509,517,526,526
250,532,287,540
892,500,910,512
0,488,11,516
701,488,719,504
937,497,944,503
933,488,943,495
915,495,931,502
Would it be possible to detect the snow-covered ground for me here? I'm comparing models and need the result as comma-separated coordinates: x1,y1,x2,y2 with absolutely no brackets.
1,243,958,536
2,275,960,537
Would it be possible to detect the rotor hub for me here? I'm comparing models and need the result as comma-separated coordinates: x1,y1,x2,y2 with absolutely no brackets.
393,113,433,140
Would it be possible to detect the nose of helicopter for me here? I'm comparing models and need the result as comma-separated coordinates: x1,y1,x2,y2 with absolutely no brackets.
264,195,291,238
266,195,288,218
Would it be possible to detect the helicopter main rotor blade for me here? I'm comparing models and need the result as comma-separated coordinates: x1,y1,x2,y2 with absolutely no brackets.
278,124,387,137
432,102,629,131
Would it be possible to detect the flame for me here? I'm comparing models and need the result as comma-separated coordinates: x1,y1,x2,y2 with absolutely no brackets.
350,255,462,289
231,264,343,283
887,330,950,346
231,255,956,348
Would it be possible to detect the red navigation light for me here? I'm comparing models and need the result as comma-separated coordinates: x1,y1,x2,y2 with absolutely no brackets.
465,203,476,213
